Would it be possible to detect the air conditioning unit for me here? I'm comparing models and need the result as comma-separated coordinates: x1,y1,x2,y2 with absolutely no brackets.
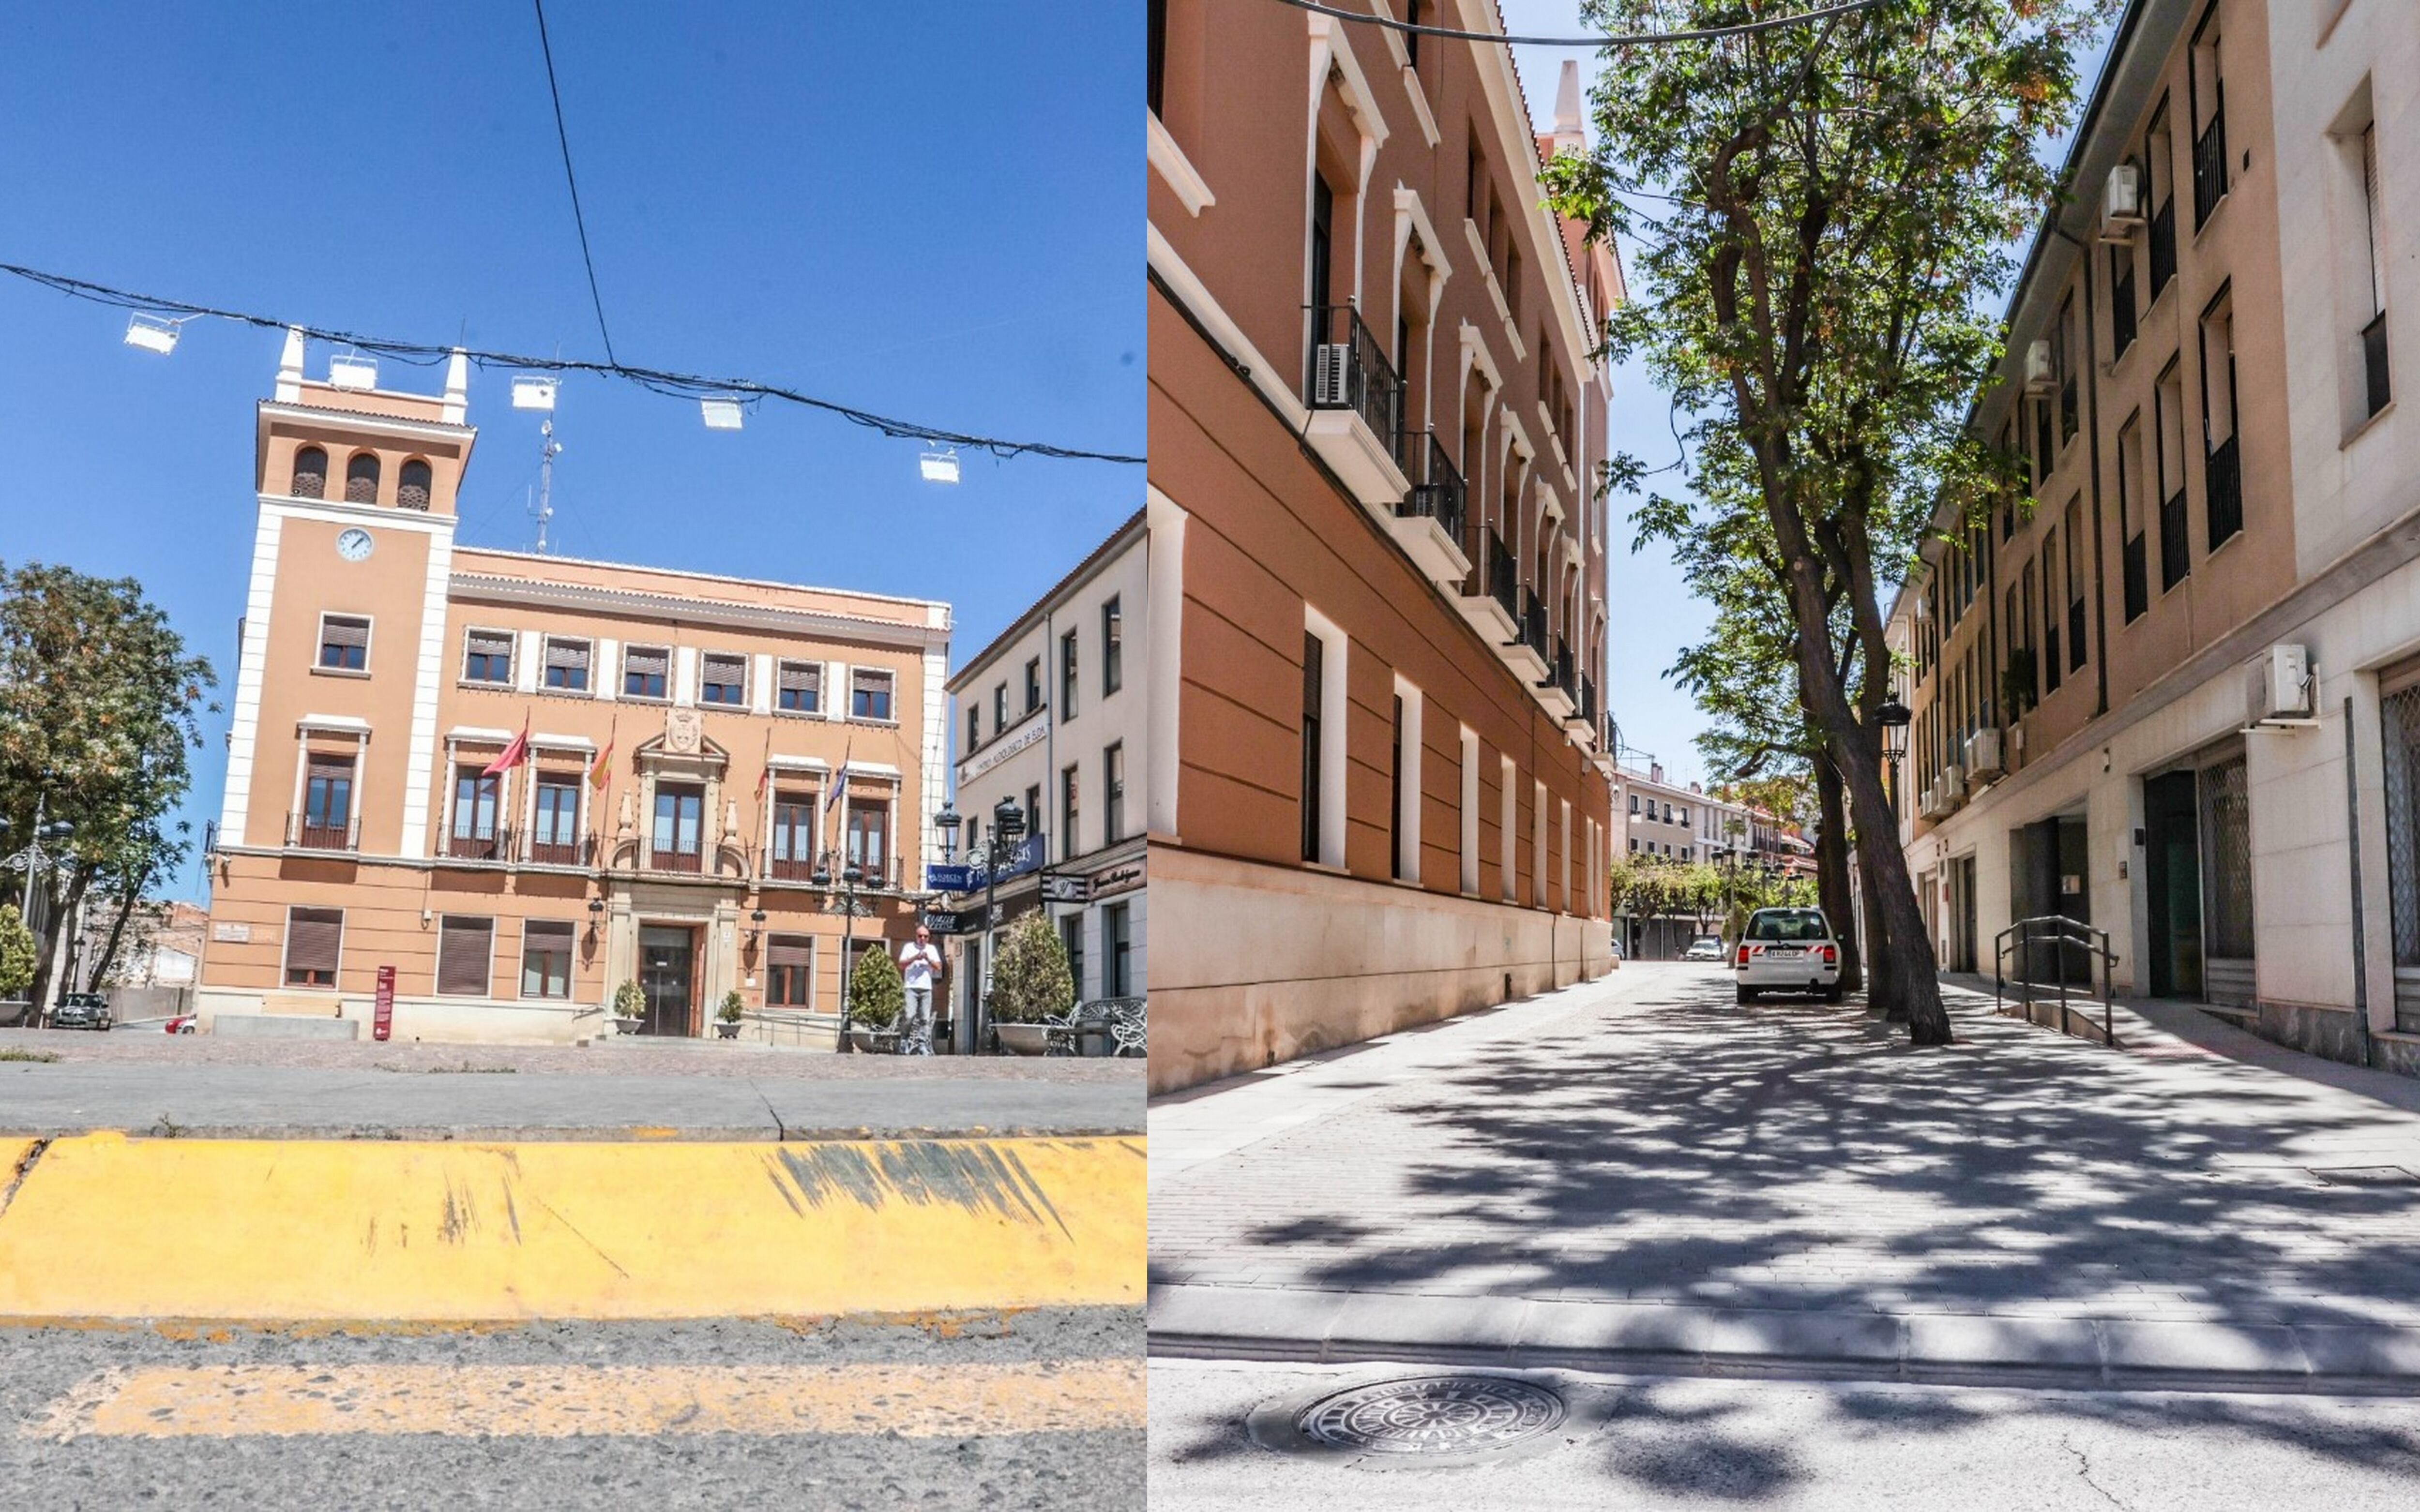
1939,764,1967,806
2023,340,2056,393
2246,643,2315,725
2100,162,2145,241
1918,781,1939,819
1311,344,1354,406
1965,728,2004,780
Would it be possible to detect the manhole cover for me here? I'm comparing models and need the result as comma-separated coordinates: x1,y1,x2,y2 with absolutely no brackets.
1293,1374,1566,1455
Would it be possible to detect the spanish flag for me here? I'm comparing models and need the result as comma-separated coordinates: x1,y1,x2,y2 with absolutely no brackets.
590,722,616,791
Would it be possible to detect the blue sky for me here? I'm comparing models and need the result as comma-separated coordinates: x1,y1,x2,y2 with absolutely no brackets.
0,2,1140,898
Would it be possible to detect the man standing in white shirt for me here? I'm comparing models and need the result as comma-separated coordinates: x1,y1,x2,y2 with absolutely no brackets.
897,923,943,1055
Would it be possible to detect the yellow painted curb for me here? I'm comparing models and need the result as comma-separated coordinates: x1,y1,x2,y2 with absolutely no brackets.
0,1133,1143,1321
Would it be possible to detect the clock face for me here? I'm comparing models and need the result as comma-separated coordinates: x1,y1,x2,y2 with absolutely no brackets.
336,528,374,563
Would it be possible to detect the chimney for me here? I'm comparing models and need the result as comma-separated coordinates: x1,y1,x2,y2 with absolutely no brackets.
274,327,305,403
441,348,469,425
1650,762,1664,784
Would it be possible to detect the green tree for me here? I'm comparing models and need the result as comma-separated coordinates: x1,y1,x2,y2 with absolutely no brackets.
0,904,34,999
1548,0,2103,1044
987,912,1073,1025
0,563,214,1005
848,941,904,1030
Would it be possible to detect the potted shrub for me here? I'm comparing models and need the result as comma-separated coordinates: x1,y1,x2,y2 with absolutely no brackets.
0,904,33,1028
609,979,647,1036
986,913,1074,1055
714,989,745,1039
846,943,903,1051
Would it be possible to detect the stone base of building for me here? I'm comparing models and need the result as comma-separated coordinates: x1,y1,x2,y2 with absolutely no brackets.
2198,998,2420,1080
196,986,604,1046
1145,841,1613,1095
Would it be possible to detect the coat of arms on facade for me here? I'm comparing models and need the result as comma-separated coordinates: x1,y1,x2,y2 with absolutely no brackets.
664,708,703,755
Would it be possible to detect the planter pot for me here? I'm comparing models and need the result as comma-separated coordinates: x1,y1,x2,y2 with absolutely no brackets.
714,1020,742,1039
993,1023,1050,1056
612,1016,647,1036
0,999,30,1029
847,1028,895,1053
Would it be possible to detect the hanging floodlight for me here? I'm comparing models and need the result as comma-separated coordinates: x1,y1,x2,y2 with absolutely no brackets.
122,313,187,356
327,353,379,391
919,445,961,484
700,396,745,431
511,375,560,411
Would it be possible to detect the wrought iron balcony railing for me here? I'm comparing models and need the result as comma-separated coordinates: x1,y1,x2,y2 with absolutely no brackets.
2193,107,2227,225
287,813,359,852
2160,486,2190,590
442,827,513,863
1521,591,1549,658
1304,303,1403,461
2122,532,2148,622
648,845,705,874
2148,197,2176,295
1400,428,1466,540
2205,433,2242,547
526,834,592,868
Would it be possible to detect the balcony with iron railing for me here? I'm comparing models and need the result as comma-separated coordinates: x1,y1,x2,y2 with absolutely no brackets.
2364,311,2392,421
2123,531,2148,622
1302,303,1411,509
2161,485,2190,589
1388,429,1471,586
1455,525,1522,642
441,826,514,863
2148,196,2177,296
2193,104,2227,225
756,847,908,892
526,833,593,868
1533,638,1575,719
287,813,359,853
2206,433,2242,546
1573,676,1598,734
1501,587,1551,683
648,844,705,875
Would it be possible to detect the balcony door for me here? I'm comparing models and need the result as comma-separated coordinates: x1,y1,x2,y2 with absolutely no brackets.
301,753,354,849
451,765,502,859
770,794,817,880
652,782,705,871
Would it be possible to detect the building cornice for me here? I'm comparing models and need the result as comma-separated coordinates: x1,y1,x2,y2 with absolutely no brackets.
258,401,476,448
447,573,951,652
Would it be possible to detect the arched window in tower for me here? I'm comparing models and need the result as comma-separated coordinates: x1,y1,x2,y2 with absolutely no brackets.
398,459,433,511
346,452,381,505
292,446,328,499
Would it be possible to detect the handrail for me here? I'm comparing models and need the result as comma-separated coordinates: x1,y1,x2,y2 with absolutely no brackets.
1993,913,2121,1048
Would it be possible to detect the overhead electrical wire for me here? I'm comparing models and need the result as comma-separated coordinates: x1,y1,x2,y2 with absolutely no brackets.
1267,0,1891,46
0,261,1143,464
529,0,619,367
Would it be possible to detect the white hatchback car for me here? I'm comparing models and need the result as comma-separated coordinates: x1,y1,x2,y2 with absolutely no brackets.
1734,907,1844,1004
1681,936,1726,962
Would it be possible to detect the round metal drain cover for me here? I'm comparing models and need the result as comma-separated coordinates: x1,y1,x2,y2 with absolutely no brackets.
1294,1374,1566,1455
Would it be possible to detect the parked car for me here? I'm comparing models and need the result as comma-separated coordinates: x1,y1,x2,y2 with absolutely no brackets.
1734,908,1843,1004
1681,936,1726,962
48,992,113,1031
164,1013,199,1034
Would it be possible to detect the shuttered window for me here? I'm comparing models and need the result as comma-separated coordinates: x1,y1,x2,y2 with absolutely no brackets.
318,614,369,671
345,452,380,505
436,916,495,997
398,459,433,511
850,668,893,721
777,659,821,714
766,936,813,1007
701,653,746,705
520,920,575,999
543,637,590,692
463,629,513,684
623,644,669,699
292,446,328,499
283,907,343,987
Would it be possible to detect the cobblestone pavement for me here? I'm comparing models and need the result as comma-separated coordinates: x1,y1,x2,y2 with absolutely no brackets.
1149,964,2420,1331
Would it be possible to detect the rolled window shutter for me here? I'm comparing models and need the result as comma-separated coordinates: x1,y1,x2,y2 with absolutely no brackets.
322,616,369,650
779,661,818,694
546,639,590,672
438,918,494,996
524,919,574,953
286,909,343,975
626,645,667,680
767,937,811,969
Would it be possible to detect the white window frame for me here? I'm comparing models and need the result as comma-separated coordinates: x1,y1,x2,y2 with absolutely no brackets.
1458,724,1480,896
1304,605,1350,869
541,634,594,696
313,612,373,676
1392,674,1423,883
699,650,749,709
460,625,515,686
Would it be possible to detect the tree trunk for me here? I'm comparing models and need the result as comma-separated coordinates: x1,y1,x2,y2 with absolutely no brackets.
27,866,89,1014
1814,754,1861,993
1830,726,1950,1044
1858,820,1903,1022
85,866,149,993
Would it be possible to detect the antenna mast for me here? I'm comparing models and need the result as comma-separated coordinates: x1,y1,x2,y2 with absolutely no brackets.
532,415,560,554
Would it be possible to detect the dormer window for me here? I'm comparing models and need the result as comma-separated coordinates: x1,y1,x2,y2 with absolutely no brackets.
398,459,433,511
292,446,328,500
346,453,380,505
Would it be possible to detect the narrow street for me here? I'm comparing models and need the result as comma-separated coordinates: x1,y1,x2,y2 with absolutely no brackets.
1147,962,2420,1505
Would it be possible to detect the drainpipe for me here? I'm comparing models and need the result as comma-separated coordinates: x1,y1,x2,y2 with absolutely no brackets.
2051,223,2113,719
2345,697,2375,1069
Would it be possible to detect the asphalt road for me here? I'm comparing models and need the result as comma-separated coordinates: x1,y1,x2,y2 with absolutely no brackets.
1150,1358,2420,1510
5,1312,1144,1511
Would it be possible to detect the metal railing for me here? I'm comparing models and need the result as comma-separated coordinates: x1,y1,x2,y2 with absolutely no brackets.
1520,590,1549,658
1474,529,1519,624
441,827,514,862
2193,107,2227,224
1994,914,2120,1047
287,813,359,852
1400,429,1467,541
1578,676,1598,727
648,845,705,874
755,847,908,892
2205,433,2242,545
2160,486,2190,588
526,834,592,868
2111,266,2137,356
2363,310,2392,420
2148,197,2177,294
1547,639,1576,699
2122,532,2148,622
1304,304,1403,460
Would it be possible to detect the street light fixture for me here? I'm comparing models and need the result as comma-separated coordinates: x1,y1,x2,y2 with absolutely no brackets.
970,797,1028,1056
934,803,961,863
1877,699,1913,769
833,861,867,1054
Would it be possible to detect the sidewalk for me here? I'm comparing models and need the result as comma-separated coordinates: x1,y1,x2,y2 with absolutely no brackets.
1148,964,2420,1390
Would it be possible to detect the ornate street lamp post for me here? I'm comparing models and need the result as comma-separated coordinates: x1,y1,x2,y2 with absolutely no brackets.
976,796,1027,1056
1,799,77,1013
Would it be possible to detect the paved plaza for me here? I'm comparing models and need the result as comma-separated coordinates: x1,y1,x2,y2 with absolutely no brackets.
1150,964,2420,1381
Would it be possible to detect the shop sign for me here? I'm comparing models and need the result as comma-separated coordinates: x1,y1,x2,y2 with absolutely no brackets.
1087,859,1145,898
1040,873,1089,904
956,712,1048,783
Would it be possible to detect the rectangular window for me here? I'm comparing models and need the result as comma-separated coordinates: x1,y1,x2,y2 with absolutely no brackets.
770,793,817,876
2360,122,2392,418
1061,914,1087,1002
1024,657,1042,714
1060,628,1079,719
2148,101,2177,296
2118,414,2148,622
1027,784,1044,849
1104,742,1125,845
2199,287,2242,548
301,752,354,847
2190,9,2227,225
1300,630,1323,863
318,614,369,672
2042,530,2063,695
1310,173,1335,311
700,652,746,706
652,782,704,869
623,644,669,700
847,799,890,873
436,915,494,997
283,906,343,988
1103,596,1123,696
850,668,894,721
967,705,981,750
2110,230,2138,358
2157,358,2190,589
1061,764,1081,862
450,763,503,859
994,683,1008,732
462,628,513,684
544,637,590,692
2064,496,2088,673
776,659,821,714
520,919,573,999
2057,293,2079,445
531,776,582,864
766,936,814,1007
1103,901,1132,998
